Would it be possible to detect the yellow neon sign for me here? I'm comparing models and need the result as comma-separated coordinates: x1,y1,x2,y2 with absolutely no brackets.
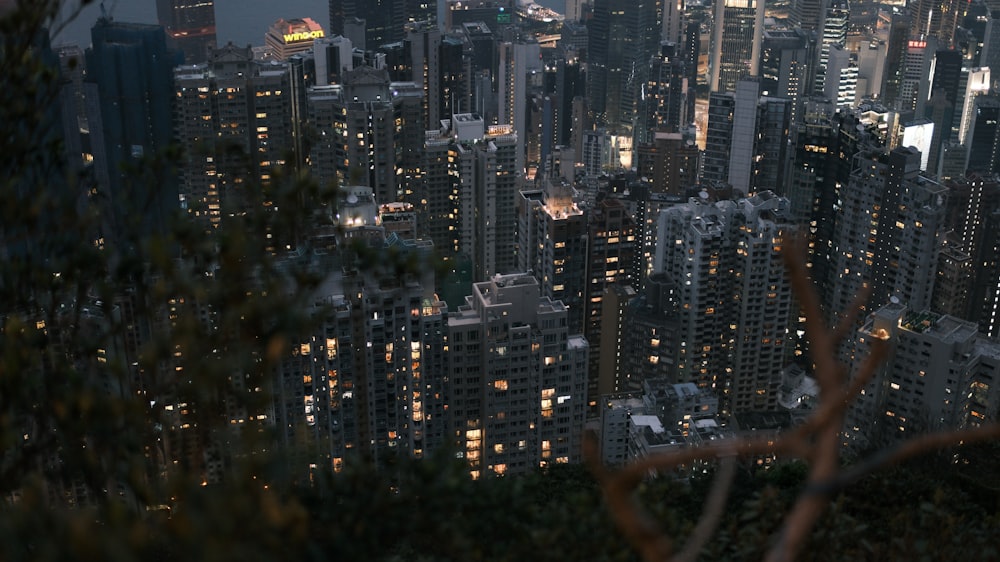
284,30,324,43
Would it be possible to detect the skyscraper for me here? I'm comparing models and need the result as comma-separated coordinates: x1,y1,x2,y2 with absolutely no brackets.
635,130,700,196
638,42,691,143
966,95,1000,174
847,302,1000,448
174,44,296,231
709,0,764,93
910,0,961,46
583,198,638,410
455,120,520,279
899,37,937,114
447,273,588,477
156,0,216,64
306,65,425,207
264,18,326,61
86,18,181,249
652,193,794,414
824,146,947,329
516,183,587,334
789,0,825,33
760,28,810,122
814,0,848,95
329,0,405,49
587,0,662,132
703,78,791,195
271,199,448,474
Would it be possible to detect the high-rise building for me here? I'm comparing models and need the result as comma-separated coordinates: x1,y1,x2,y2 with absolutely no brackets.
306,65,425,207
404,22,442,131
520,184,640,392
653,193,794,414
597,284,640,397
635,130,700,196
447,273,588,477
551,51,586,149
703,92,736,185
586,0,662,132
789,0,824,33
272,197,448,474
961,2,992,66
821,43,858,107
847,302,1000,448
856,37,887,101
264,18,326,61
899,37,937,114
966,95,1000,174
824,146,947,329
174,44,295,230
728,78,762,193
422,125,461,255
703,78,791,195
156,0,216,64
638,42,691,143
759,28,810,123
814,0,848,95
420,113,519,278
932,238,974,319
498,37,541,142
958,67,991,146
617,273,682,390
465,127,517,275
86,18,182,249
583,197,638,409
709,0,764,93
924,49,963,175
311,34,355,86
517,182,587,334
786,103,838,224
880,12,911,109
970,207,1000,339
329,0,406,49
909,0,961,46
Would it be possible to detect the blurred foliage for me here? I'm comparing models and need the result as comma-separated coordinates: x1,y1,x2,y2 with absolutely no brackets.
5,443,1000,561
2,2,999,561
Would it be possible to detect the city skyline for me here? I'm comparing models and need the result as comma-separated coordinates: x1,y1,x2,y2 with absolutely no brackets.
52,0,566,48
7,2,1000,553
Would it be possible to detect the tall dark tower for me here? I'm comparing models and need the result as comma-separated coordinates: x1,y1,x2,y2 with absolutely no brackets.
586,0,661,132
710,0,765,93
910,0,960,46
329,0,405,49
155,0,216,64
86,18,181,249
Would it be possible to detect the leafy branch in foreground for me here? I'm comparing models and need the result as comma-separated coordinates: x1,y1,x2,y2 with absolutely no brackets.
584,237,1000,562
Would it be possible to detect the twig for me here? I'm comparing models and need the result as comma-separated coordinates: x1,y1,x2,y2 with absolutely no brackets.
672,455,736,562
807,423,1000,497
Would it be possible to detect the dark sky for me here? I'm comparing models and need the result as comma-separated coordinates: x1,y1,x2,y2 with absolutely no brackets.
51,0,565,49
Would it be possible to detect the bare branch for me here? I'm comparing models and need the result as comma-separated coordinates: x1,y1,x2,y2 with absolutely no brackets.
830,284,872,349
583,431,673,562
820,423,1000,495
782,236,839,393
672,456,736,562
